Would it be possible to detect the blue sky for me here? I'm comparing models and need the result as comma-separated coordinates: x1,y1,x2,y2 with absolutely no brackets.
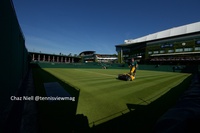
13,0,200,55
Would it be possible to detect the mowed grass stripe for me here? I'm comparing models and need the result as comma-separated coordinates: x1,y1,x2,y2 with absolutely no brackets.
41,68,191,125
45,68,178,83
86,73,180,92
77,75,189,124
120,74,188,102
89,74,185,101
43,68,189,97
43,68,188,97
73,69,176,87
77,76,114,83
134,73,185,85
44,68,114,82
43,68,99,88
74,69,117,77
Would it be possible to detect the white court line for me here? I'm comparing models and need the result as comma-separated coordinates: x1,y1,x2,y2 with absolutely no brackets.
74,69,116,77
73,69,167,79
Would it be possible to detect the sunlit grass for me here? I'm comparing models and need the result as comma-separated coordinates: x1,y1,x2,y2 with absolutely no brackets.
42,68,191,126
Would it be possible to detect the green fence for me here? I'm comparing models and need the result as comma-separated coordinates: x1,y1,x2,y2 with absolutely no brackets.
36,62,117,69
36,62,183,72
138,64,181,72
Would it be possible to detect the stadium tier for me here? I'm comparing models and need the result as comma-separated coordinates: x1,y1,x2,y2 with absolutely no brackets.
29,51,118,64
79,51,117,63
29,52,80,63
116,21,200,65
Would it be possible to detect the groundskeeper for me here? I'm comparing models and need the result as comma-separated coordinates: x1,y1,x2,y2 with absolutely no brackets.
129,58,138,78
118,57,138,81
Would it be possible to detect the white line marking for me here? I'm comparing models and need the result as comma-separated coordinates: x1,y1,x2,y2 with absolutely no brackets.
74,69,116,77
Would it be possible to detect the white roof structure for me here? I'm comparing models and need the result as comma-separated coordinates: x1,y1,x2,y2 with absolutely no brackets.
124,21,200,44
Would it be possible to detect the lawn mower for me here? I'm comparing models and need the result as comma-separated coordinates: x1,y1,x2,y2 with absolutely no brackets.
118,58,138,81
118,73,135,81
118,61,136,81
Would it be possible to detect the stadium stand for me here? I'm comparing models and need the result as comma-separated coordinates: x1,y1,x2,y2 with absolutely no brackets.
29,52,80,63
116,21,200,66
79,51,117,63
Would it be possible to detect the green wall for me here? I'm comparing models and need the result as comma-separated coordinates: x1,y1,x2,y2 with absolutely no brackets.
0,0,29,125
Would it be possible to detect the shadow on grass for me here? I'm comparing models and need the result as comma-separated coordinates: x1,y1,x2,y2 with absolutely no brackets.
90,74,193,133
31,63,89,133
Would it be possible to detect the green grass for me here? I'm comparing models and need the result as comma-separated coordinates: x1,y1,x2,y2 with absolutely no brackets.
40,68,191,126
32,64,192,132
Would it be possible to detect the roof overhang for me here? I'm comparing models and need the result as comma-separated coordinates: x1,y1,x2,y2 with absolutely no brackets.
150,51,200,57
117,21,200,47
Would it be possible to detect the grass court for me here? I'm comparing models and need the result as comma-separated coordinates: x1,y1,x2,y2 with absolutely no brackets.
32,66,192,132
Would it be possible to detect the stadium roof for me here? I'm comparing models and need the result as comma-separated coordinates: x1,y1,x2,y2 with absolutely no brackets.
79,51,96,56
122,21,200,45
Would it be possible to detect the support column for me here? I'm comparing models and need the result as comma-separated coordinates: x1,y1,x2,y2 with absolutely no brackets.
61,57,63,62
43,55,45,61
57,56,59,62
32,54,35,61
38,54,40,61
53,56,55,62
48,55,50,62
118,49,123,63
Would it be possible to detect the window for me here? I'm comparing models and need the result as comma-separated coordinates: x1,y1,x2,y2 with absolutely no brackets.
123,55,129,57
184,48,193,52
161,44,174,48
196,40,200,45
153,51,159,54
175,48,183,52
148,51,152,54
168,49,174,53
160,50,165,53
195,47,200,51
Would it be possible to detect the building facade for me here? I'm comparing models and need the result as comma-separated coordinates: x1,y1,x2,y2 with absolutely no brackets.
116,22,200,65
79,51,117,63
29,52,81,63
